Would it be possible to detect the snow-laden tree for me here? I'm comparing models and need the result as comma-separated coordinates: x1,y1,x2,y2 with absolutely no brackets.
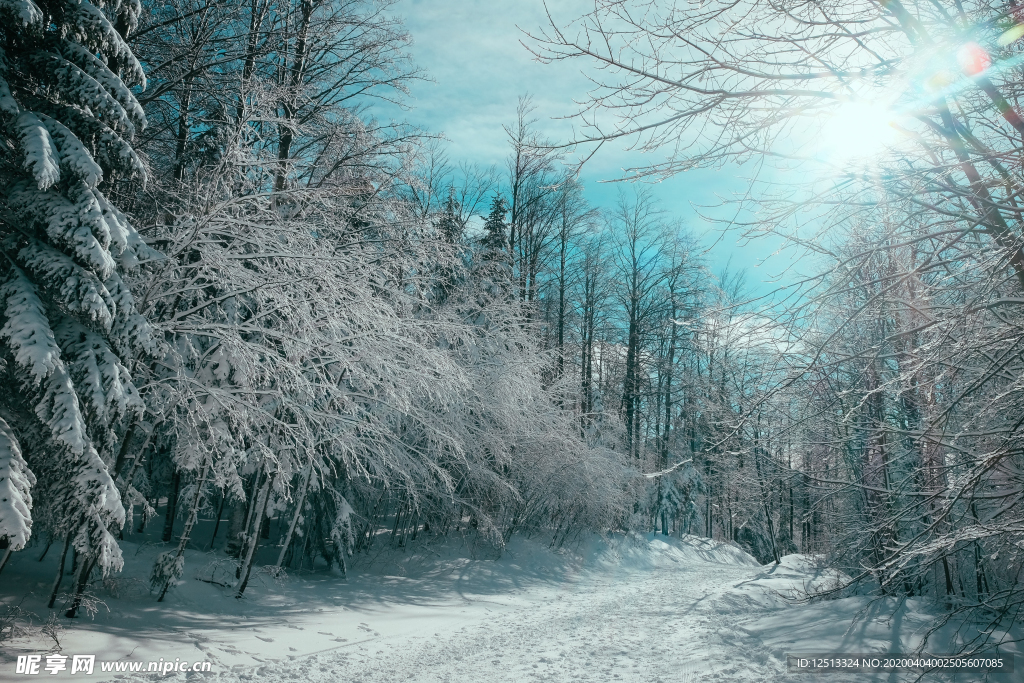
107,0,628,597
0,0,156,611
125,146,636,593
0,416,34,573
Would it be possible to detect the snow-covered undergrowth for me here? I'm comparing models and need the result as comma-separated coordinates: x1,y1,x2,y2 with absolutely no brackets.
1,534,1020,682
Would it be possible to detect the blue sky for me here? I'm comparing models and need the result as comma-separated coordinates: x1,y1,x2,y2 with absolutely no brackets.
379,0,798,293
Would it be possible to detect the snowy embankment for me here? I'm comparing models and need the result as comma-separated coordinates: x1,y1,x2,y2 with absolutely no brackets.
2,535,1020,682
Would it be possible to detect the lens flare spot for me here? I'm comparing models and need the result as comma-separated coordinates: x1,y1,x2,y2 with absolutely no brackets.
923,70,956,92
957,42,991,76
998,24,1024,47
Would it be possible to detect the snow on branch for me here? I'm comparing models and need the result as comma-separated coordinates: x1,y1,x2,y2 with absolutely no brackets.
0,417,35,550
16,238,116,330
641,459,692,479
0,268,63,382
15,111,60,189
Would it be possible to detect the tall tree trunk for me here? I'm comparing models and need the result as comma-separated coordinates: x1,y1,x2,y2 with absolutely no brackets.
753,428,781,564
64,554,97,618
236,0,270,126
235,474,272,598
581,295,595,428
0,543,11,577
662,300,676,469
162,470,181,543
158,461,211,601
224,498,248,557
231,469,265,562
622,310,640,458
208,492,227,550
274,0,314,194
556,224,567,380
171,85,193,181
47,534,72,608
276,460,313,567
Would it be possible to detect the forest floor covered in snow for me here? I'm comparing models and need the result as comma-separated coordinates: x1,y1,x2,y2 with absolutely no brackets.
2,533,1020,682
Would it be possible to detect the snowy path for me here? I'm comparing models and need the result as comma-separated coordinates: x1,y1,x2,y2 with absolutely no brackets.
324,563,776,683
197,537,1011,683
209,553,794,683
10,535,1013,682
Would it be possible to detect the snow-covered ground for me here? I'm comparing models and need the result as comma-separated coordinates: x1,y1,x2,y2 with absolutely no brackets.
2,534,1019,682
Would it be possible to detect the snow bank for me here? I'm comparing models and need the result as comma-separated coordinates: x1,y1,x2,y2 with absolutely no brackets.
726,553,851,608
730,557,1022,683
586,533,761,573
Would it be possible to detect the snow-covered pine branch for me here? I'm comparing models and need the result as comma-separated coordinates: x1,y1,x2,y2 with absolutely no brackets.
0,0,155,614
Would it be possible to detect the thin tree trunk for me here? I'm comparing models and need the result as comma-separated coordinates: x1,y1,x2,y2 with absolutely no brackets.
118,417,164,502
37,537,53,562
622,314,639,458
410,508,421,542
297,524,311,570
47,534,72,608
276,461,313,567
232,469,264,564
753,427,781,564
390,500,405,544
65,555,97,618
662,299,676,469
162,470,181,543
942,555,956,603
556,212,568,380
357,490,386,552
0,546,11,577
235,475,272,598
158,461,211,601
273,0,314,194
171,85,193,181
208,492,227,550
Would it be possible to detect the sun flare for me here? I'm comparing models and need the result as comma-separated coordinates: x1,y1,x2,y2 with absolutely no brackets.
817,101,902,164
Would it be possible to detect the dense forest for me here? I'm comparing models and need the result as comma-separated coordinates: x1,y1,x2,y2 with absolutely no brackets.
0,0,1022,656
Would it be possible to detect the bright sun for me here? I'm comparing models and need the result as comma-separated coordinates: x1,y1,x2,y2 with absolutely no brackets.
816,101,902,164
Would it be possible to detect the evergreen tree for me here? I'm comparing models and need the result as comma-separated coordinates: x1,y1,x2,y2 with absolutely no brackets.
470,193,512,306
481,194,509,261
438,186,463,244
0,0,156,598
433,186,465,304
